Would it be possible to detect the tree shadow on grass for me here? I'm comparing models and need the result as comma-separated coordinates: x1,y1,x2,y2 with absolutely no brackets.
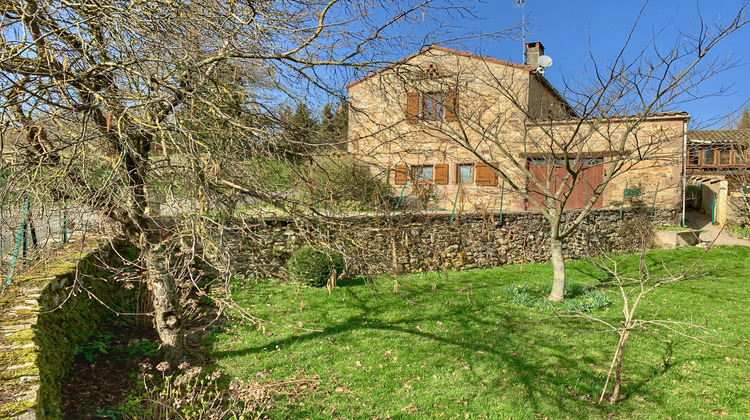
212,288,616,416
336,277,368,287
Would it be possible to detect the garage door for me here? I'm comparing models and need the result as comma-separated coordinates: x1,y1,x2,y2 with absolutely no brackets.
528,158,604,210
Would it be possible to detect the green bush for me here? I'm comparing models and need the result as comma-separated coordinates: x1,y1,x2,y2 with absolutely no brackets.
287,246,345,287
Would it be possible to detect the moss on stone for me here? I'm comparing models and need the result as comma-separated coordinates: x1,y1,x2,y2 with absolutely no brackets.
0,345,36,368
0,398,36,418
5,329,35,345
0,362,38,382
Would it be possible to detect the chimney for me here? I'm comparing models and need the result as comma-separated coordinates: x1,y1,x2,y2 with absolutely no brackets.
524,41,545,68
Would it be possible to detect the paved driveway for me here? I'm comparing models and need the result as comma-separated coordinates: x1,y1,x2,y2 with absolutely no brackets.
684,210,750,247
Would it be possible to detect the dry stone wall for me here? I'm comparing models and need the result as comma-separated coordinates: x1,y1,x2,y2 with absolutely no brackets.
0,240,137,420
229,208,679,279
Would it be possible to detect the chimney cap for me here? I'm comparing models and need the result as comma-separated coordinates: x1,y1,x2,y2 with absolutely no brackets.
525,41,545,50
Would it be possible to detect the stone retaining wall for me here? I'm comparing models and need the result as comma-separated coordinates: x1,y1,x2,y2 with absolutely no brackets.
229,208,678,279
0,239,137,419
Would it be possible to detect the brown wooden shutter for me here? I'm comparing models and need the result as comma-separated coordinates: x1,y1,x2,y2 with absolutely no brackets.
434,163,449,184
444,88,458,122
475,162,498,186
406,92,420,124
394,164,408,185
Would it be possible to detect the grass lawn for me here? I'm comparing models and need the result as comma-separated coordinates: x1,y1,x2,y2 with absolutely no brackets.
210,246,750,419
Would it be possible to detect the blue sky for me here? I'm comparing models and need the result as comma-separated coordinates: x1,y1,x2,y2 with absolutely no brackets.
347,0,750,129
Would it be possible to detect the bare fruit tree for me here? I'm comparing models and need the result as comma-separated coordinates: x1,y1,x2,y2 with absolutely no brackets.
0,0,474,363
562,218,724,404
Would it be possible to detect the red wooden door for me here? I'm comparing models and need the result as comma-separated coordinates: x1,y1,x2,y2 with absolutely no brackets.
528,161,604,210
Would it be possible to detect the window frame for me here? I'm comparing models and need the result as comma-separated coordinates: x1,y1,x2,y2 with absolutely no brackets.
457,163,474,184
411,165,434,182
422,92,445,121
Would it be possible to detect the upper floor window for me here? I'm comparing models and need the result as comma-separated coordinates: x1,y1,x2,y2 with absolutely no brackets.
423,92,444,121
704,148,717,166
406,89,458,123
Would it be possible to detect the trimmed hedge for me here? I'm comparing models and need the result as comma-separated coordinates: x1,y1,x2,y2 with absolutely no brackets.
287,246,345,287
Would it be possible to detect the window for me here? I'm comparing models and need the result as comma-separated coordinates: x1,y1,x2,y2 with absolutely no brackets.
458,164,474,183
719,146,731,165
406,89,458,123
412,165,433,182
736,147,747,165
688,146,700,166
394,164,447,184
704,148,717,166
423,92,444,121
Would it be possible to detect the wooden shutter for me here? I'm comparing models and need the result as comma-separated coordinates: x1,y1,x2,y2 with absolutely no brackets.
444,88,458,122
434,163,449,184
475,162,498,186
394,164,408,185
406,92,420,124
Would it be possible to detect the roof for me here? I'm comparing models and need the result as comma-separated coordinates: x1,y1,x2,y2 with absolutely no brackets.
688,129,750,144
537,111,691,125
344,45,536,90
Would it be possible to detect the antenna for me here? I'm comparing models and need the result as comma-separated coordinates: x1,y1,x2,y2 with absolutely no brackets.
536,55,553,75
517,0,526,62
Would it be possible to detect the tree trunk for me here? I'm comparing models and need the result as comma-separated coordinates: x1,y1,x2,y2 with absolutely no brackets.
610,328,631,404
143,248,186,365
548,235,566,302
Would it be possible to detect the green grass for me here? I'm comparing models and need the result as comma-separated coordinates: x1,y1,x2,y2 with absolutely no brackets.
211,247,750,419
654,226,695,231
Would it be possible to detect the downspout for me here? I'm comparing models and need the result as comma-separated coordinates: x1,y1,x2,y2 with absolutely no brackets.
681,118,688,227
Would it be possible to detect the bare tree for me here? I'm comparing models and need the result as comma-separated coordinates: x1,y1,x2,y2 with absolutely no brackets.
349,3,748,301
558,217,724,405
0,0,476,363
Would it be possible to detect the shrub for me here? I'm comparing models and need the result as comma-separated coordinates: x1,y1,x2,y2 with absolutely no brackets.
287,246,345,287
109,363,273,419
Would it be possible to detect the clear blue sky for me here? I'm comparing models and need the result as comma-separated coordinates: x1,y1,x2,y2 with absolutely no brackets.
351,0,750,129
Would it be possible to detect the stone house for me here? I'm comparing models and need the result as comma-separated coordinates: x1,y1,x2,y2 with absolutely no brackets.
346,43,689,218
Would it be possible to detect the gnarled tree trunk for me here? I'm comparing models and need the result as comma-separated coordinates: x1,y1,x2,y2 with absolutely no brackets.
143,247,186,364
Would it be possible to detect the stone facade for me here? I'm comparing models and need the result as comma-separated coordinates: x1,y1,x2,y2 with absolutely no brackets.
346,45,688,214
228,208,678,279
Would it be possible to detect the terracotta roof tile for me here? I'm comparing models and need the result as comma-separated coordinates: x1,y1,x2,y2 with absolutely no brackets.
688,129,750,144
345,45,535,89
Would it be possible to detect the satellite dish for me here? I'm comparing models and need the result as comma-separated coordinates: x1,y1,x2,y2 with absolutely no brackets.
535,55,553,75
537,55,553,68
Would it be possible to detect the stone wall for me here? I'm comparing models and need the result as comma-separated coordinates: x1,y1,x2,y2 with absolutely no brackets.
229,208,679,279
0,239,137,419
